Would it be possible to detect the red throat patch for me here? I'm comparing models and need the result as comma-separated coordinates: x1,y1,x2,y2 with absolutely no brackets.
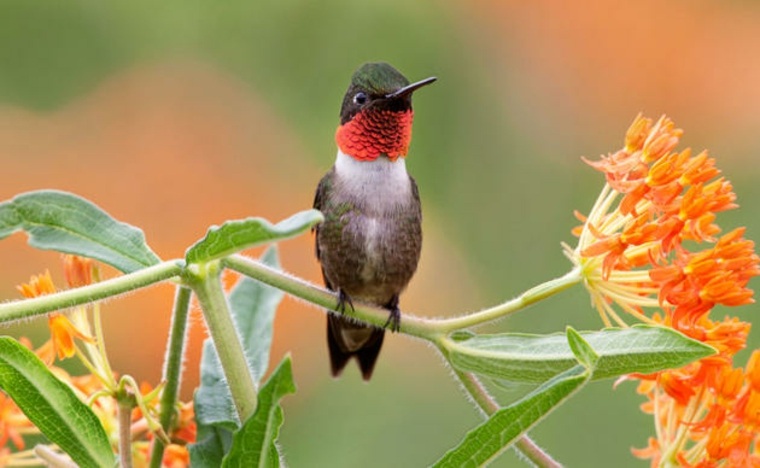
335,109,414,161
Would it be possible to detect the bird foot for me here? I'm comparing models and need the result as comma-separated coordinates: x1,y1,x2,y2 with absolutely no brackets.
335,289,355,314
383,296,401,332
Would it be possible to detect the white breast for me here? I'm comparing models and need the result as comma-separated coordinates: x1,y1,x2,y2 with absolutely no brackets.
333,149,412,215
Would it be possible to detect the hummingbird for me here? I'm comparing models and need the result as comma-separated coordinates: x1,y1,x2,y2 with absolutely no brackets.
313,62,436,380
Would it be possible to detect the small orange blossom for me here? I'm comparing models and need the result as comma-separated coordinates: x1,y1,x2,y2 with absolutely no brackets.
17,269,95,360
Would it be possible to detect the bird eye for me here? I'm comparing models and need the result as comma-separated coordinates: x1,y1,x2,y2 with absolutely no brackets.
353,92,368,105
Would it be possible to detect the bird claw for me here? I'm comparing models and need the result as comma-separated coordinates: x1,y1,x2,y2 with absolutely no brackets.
383,306,401,333
335,290,355,314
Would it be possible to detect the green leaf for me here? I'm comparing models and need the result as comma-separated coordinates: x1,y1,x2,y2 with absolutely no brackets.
190,424,234,468
434,365,590,467
191,248,285,465
0,190,160,273
446,325,715,383
0,337,114,467
566,326,599,369
222,356,296,468
186,209,323,264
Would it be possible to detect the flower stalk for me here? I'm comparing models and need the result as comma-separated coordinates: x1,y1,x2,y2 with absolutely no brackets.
150,285,192,468
0,260,183,323
184,261,258,422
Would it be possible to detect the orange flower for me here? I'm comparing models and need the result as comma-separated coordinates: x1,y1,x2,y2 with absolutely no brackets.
0,392,31,450
48,313,95,360
567,114,758,327
163,444,191,467
17,270,95,360
570,114,760,464
62,254,93,287
16,269,56,298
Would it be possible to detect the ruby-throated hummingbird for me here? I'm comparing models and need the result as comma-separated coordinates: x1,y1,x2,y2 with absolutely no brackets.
313,62,436,380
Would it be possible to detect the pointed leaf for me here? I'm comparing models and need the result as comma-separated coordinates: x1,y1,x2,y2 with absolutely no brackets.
0,190,160,273
0,337,114,467
566,326,599,369
222,356,296,467
446,325,715,383
191,248,285,465
434,365,590,467
186,209,323,264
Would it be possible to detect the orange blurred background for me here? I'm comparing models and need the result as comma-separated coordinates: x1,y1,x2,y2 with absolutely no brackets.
1,1,758,466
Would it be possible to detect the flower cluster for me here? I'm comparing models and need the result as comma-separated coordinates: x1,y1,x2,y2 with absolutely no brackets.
568,114,760,465
2,256,195,467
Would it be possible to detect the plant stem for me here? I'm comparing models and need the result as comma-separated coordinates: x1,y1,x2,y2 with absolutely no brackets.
149,286,192,468
455,369,500,416
514,436,561,468
224,254,582,338
0,260,183,324
186,261,257,422
223,254,444,339
453,369,561,468
432,267,582,333
118,396,134,468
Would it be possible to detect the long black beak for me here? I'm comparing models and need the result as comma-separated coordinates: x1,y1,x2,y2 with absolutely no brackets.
384,77,437,99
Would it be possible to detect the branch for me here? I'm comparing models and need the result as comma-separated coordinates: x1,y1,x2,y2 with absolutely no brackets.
0,260,184,323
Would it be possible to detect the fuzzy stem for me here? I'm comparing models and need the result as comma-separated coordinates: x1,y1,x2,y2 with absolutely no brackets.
149,286,192,468
514,436,562,468
224,254,581,338
118,397,134,468
222,254,443,339
453,369,561,468
186,261,257,421
0,260,183,324
432,267,583,333
455,369,500,416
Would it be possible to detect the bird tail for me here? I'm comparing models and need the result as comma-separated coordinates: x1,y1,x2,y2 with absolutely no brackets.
327,314,385,381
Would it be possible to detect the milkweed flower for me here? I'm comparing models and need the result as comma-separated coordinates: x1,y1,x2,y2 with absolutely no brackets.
565,114,758,329
567,114,760,465
17,269,95,360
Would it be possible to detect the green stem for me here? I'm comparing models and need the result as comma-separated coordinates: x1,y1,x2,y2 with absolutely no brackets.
117,395,134,468
0,260,183,324
149,286,192,468
432,267,582,333
185,261,257,421
223,255,443,339
453,369,561,468
224,255,582,338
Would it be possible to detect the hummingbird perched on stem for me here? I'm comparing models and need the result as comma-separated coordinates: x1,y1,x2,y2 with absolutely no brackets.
313,62,436,380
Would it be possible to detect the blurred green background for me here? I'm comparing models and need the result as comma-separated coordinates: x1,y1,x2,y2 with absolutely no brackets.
1,1,759,466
